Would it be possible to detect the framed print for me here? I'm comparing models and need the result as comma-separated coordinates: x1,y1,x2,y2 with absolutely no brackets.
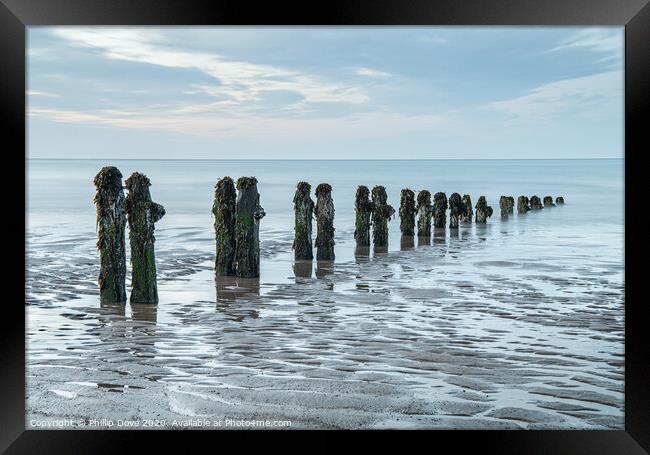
1,0,648,453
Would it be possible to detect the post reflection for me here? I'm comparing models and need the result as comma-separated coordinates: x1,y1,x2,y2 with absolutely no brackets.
400,235,415,251
293,260,313,279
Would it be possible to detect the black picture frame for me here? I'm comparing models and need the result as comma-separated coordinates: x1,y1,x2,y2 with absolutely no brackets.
2,0,648,452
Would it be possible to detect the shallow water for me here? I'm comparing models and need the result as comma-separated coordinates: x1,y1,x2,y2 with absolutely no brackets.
26,159,624,429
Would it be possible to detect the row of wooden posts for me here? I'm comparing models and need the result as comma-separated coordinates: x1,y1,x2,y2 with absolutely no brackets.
93,166,564,305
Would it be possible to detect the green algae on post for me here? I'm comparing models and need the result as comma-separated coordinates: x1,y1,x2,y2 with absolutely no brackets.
93,166,127,304
433,192,448,228
507,196,515,213
416,190,432,237
475,196,493,224
314,183,335,260
517,195,530,213
543,196,556,207
448,193,463,229
293,181,315,260
371,186,395,247
399,189,417,236
354,185,373,247
212,177,237,276
460,194,473,223
235,177,265,278
125,172,166,304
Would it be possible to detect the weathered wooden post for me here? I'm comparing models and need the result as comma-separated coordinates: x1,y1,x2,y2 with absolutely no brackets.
213,176,237,276
235,177,265,278
293,261,313,279
475,196,493,223
125,172,166,304
416,190,432,237
460,194,473,223
556,196,565,205
507,196,515,213
94,166,127,303
499,196,509,219
543,196,556,207
371,185,394,247
530,195,543,210
399,188,417,236
517,196,530,213
433,192,448,228
314,183,335,260
354,185,372,247
449,193,463,229
293,181,314,260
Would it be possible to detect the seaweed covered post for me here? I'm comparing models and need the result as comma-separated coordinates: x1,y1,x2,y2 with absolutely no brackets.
314,183,335,261
125,172,166,304
416,190,432,237
556,196,565,205
507,196,515,213
354,185,372,247
235,177,266,278
543,196,556,207
530,195,544,210
449,193,463,229
460,194,473,223
517,196,530,214
293,181,315,260
433,192,448,228
475,196,493,224
399,189,417,236
371,186,395,247
212,177,237,276
499,196,510,219
94,166,127,303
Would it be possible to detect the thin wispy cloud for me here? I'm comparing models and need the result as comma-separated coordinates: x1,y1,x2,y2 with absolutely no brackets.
548,28,622,63
355,67,392,78
27,90,61,98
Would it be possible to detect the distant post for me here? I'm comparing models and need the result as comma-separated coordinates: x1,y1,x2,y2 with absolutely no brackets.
449,193,463,229
399,189,417,236
517,196,530,214
499,196,509,219
543,196,556,207
530,195,543,210
433,192,448,228
354,185,372,247
475,196,493,223
93,166,127,303
371,186,394,247
213,176,237,276
235,177,265,278
125,172,166,304
293,181,315,260
416,190,432,237
460,194,473,223
314,183,335,260
556,196,565,205
507,196,515,213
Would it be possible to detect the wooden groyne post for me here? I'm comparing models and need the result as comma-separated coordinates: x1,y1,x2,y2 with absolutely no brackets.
517,196,530,214
449,193,463,229
235,177,265,278
354,185,372,247
125,172,166,304
556,196,565,205
314,183,335,260
460,194,473,223
399,188,417,236
543,196,556,207
499,196,509,219
213,177,237,276
371,185,394,247
530,195,543,210
416,190,432,237
433,192,448,228
293,181,315,260
475,196,493,223
507,196,515,213
94,166,127,303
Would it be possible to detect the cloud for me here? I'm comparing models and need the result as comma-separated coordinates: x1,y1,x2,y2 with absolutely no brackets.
355,67,391,78
549,28,622,63
51,28,369,109
485,71,622,123
29,106,451,142
27,90,61,98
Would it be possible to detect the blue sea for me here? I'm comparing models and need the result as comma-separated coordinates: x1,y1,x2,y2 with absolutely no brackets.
26,159,625,429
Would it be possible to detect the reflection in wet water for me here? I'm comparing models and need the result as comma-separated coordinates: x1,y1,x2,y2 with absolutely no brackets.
354,246,371,264
293,260,313,279
433,228,446,245
215,276,261,304
131,304,158,324
417,235,430,247
315,260,334,279
400,235,415,251
373,245,388,257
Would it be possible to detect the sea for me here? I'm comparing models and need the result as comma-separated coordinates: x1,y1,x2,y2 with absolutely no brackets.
26,159,625,429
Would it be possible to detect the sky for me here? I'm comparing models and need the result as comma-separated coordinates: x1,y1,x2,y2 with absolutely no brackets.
27,27,624,160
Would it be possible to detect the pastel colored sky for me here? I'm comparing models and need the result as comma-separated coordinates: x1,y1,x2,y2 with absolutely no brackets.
28,27,623,159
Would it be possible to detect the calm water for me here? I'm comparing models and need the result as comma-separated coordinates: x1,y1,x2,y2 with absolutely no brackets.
26,159,625,429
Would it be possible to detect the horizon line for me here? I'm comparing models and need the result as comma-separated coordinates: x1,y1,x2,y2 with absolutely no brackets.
27,157,623,161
